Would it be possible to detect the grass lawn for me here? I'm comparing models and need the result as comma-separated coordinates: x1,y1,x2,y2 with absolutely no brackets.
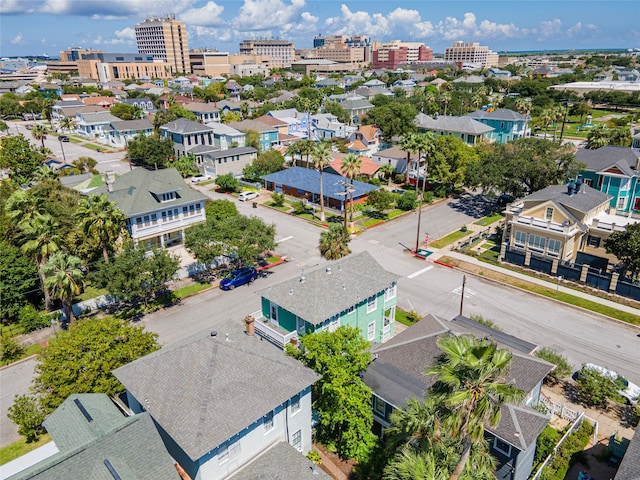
474,212,504,226
267,255,281,263
395,308,421,326
171,282,212,299
0,434,52,465
75,284,108,302
264,201,290,211
429,229,471,249
386,209,405,219
68,137,82,144
361,217,386,227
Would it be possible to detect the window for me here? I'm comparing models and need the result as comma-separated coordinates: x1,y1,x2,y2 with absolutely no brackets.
373,396,386,416
620,178,630,191
329,315,339,332
384,283,397,301
263,411,274,432
527,234,546,252
162,209,179,222
291,394,300,413
545,207,553,220
219,446,228,464
292,429,302,451
161,191,176,202
617,196,626,210
514,230,526,247
347,305,354,315
493,437,512,456
136,214,157,228
367,295,377,313
634,197,640,211
367,322,375,341
547,238,561,256
587,235,601,248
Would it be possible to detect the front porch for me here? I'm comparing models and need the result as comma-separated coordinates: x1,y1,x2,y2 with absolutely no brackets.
251,311,298,349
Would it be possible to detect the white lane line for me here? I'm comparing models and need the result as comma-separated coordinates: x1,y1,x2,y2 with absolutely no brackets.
407,265,433,279
276,236,293,244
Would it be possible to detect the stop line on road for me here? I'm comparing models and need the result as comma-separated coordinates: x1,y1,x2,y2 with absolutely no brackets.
407,265,433,279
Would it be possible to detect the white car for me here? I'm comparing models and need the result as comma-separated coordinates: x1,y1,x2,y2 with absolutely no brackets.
191,174,211,183
583,363,640,404
238,191,259,202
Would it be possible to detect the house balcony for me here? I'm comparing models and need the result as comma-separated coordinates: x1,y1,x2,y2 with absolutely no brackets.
509,215,578,235
250,311,297,349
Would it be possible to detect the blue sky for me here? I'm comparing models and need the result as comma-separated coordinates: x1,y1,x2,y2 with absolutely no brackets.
1,1,638,58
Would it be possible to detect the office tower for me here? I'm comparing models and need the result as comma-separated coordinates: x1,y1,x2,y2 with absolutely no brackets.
135,15,190,74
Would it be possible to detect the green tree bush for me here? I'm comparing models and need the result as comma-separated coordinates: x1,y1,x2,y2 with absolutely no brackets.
575,366,620,407
540,421,594,480
1,330,24,363
535,347,573,383
396,191,417,211
271,192,285,206
215,173,240,192
7,394,46,442
18,304,50,333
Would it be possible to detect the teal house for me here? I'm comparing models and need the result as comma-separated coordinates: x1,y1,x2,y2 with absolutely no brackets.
254,251,400,348
229,119,279,152
466,109,529,144
576,146,640,214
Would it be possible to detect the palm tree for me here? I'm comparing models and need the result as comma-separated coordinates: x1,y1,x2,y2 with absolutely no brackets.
551,105,565,141
400,134,418,188
587,123,610,149
42,251,84,323
31,123,48,152
383,449,448,480
539,108,554,139
19,213,61,310
380,163,395,187
76,194,126,263
312,141,332,222
426,334,524,480
341,153,362,225
59,116,76,133
33,165,59,182
4,189,45,230
319,224,351,259
413,133,437,251
439,91,452,117
298,139,315,168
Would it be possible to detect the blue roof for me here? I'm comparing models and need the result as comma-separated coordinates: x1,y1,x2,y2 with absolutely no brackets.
262,167,379,200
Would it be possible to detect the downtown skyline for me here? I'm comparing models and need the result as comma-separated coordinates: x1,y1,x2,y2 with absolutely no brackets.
1,0,638,58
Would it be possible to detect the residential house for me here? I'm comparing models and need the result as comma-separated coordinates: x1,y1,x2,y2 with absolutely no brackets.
501,181,621,265
51,100,85,124
120,97,158,115
312,114,346,140
348,125,382,156
103,118,154,148
253,114,299,144
225,79,241,97
575,146,640,215
391,78,417,92
160,118,217,158
75,111,122,139
113,321,324,480
268,109,311,137
6,394,180,480
372,145,419,175
414,112,494,146
262,166,380,212
466,108,529,144
199,146,258,178
353,86,393,101
184,102,221,123
206,122,247,149
229,119,279,152
361,314,553,480
339,97,374,125
159,94,204,110
254,251,400,348
362,79,386,87
91,168,207,248
326,155,381,180
83,95,117,110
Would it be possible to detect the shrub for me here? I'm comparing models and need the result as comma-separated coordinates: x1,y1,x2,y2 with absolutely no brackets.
575,366,619,407
292,201,307,215
369,177,381,186
396,191,417,211
535,347,573,383
394,173,405,184
540,421,594,480
7,394,46,442
422,191,434,204
306,450,322,465
1,330,24,363
272,192,285,206
406,310,422,323
535,426,560,464
215,173,240,192
470,314,502,331
18,304,50,333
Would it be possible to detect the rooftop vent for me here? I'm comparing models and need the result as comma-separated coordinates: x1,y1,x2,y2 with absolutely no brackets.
575,174,583,193
326,267,331,274
104,459,122,480
566,181,575,196
210,330,217,337
74,398,93,423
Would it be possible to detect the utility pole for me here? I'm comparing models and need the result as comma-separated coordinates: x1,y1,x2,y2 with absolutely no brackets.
459,275,466,316
559,100,569,142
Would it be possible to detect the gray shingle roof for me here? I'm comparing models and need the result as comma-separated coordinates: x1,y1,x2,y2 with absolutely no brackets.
9,395,179,480
575,146,640,176
414,113,494,135
449,315,537,354
230,119,278,133
341,98,374,110
159,117,215,135
261,166,379,201
113,321,320,461
229,442,332,479
362,314,553,451
466,108,527,121
110,118,153,132
615,426,640,480
204,146,257,159
91,167,207,217
258,251,400,325
520,184,611,220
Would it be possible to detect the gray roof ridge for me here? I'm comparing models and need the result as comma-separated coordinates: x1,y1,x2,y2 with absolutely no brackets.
508,404,528,450
193,343,220,456
372,326,450,353
510,349,555,369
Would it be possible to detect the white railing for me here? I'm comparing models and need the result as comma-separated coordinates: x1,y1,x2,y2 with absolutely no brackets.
251,311,297,349
539,392,580,422
531,412,586,480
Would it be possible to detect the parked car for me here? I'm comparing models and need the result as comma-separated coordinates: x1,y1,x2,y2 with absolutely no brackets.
191,174,211,183
238,191,259,202
219,266,258,290
579,363,640,404
57,135,70,142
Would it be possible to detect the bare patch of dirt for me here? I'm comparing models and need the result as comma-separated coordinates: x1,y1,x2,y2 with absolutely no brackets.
314,443,358,480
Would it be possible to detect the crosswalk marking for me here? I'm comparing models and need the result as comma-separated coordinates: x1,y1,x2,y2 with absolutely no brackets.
452,285,476,297
407,266,433,279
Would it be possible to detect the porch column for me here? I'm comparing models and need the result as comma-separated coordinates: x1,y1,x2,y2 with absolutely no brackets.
499,242,507,262
551,258,559,275
580,264,589,283
524,251,531,267
159,235,165,248
609,272,619,293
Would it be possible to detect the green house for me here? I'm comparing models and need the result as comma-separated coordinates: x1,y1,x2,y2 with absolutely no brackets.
254,251,400,348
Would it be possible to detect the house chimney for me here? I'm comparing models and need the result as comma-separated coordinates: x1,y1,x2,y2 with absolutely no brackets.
244,315,255,336
566,181,575,196
575,175,583,193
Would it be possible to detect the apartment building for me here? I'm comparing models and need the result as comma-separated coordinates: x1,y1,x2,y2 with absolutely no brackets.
76,53,172,82
239,39,295,68
46,47,104,75
444,41,499,69
372,40,432,69
135,15,190,74
309,34,372,64
189,49,270,76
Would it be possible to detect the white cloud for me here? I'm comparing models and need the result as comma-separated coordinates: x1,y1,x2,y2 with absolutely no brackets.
232,0,306,31
324,4,390,37
0,0,34,14
180,2,225,26
566,22,598,38
113,27,136,42
11,33,25,45
40,0,195,17
536,18,563,40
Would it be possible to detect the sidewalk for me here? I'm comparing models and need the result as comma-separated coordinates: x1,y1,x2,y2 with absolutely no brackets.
424,223,640,320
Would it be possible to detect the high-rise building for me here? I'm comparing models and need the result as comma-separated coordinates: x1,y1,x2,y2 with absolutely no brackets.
444,41,499,69
135,15,190,74
239,39,295,68
372,40,432,69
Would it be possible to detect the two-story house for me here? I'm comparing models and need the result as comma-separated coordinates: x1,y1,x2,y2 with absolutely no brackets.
103,118,154,148
466,109,529,144
253,251,400,349
501,180,617,265
184,102,221,123
361,314,553,480
206,122,247,149
347,125,382,156
229,120,279,152
75,111,122,138
575,146,640,215
91,168,207,248
199,146,258,179
160,118,218,159
6,394,180,480
113,321,326,480
120,97,158,115
414,112,494,146
268,109,311,137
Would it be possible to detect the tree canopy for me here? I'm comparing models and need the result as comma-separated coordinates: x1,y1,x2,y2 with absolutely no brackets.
126,135,174,169
604,222,640,281
31,316,159,412
0,134,45,181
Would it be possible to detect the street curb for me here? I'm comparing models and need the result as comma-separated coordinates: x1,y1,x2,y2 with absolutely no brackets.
0,354,38,371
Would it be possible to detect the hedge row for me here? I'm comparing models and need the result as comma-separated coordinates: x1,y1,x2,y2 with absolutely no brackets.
540,420,595,480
